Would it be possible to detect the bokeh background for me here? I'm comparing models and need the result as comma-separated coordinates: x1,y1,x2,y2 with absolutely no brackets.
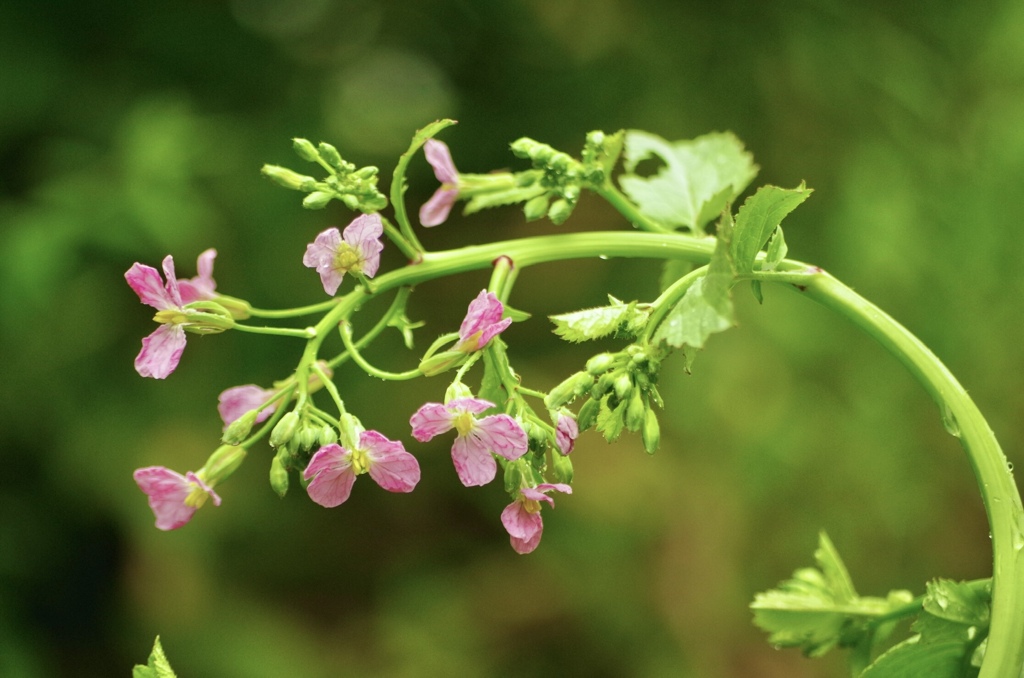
2,1,1023,676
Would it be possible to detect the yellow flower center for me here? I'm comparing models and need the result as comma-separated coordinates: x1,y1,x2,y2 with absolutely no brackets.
457,330,485,352
184,484,211,508
350,446,370,475
153,309,188,325
334,244,363,273
522,498,542,514
454,411,476,437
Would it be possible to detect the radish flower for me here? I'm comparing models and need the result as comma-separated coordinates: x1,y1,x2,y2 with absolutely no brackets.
457,290,512,352
134,466,221,531
303,431,420,508
303,214,384,296
420,139,460,227
410,397,528,487
501,483,572,554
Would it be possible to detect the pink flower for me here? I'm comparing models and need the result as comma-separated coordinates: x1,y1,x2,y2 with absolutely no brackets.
303,431,420,508
555,415,579,455
125,255,192,379
410,397,528,487
457,290,512,352
501,483,572,554
419,139,460,227
177,248,218,303
134,466,222,531
218,384,278,429
303,214,384,296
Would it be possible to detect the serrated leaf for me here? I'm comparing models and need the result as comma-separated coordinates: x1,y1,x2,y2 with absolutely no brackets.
618,130,758,232
133,636,177,678
653,213,735,349
731,184,811,274
595,396,626,442
550,296,647,343
859,635,978,678
814,531,858,603
921,580,990,627
764,226,788,271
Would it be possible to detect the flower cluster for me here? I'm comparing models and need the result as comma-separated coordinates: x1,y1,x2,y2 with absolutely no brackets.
128,134,577,553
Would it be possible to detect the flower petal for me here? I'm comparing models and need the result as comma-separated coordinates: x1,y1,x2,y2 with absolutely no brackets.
218,384,278,428
469,414,528,461
362,431,420,493
500,502,544,554
344,214,385,278
179,248,217,303
133,466,196,531
161,255,184,307
425,139,459,184
303,444,356,508
409,403,456,441
135,324,187,379
445,397,494,415
555,415,579,455
419,187,458,227
451,435,498,487
125,263,176,310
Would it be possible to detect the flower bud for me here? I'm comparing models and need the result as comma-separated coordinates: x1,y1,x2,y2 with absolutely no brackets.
341,194,361,210
523,195,550,222
613,373,633,401
625,390,645,432
296,425,319,452
317,142,344,170
355,165,379,179
318,425,338,446
444,380,474,404
544,371,594,409
576,397,600,431
292,138,319,162
270,411,300,448
222,409,258,445
642,408,660,455
591,372,616,399
552,451,574,484
270,453,289,498
418,350,466,377
503,460,523,494
527,422,549,453
586,353,616,375
547,198,573,225
302,191,334,209
261,164,317,191
203,444,247,483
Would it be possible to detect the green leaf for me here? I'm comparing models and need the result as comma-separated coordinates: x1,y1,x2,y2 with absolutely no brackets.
750,532,890,658
731,184,811,275
764,226,788,271
595,396,626,442
859,634,979,678
133,636,177,678
550,295,648,343
618,130,758,232
921,580,990,627
478,341,513,408
653,213,735,349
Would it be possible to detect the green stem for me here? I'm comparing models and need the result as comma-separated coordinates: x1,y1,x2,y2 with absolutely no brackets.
778,268,1024,677
338,321,421,380
232,324,316,339
248,299,341,319
592,181,675,233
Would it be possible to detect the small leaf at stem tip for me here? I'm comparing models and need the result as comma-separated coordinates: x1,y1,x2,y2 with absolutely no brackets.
731,184,811,275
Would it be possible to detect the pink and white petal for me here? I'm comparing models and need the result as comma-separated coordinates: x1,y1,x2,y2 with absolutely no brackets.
135,324,187,379
303,228,341,268
474,317,512,349
419,187,458,227
218,385,277,428
317,267,345,296
179,248,218,303
510,528,544,554
451,435,498,487
409,403,456,441
470,414,528,461
445,397,494,415
125,263,176,310
425,139,459,184
363,432,420,493
303,444,348,480
533,483,572,499
500,501,543,540
459,291,503,340
161,255,184,307
342,214,384,246
133,467,195,530
555,416,579,455
357,236,384,278
306,465,357,508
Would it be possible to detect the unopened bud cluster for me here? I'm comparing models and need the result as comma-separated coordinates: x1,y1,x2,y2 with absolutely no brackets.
261,138,388,213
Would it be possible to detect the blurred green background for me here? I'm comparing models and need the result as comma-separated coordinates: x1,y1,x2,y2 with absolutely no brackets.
2,1,1023,676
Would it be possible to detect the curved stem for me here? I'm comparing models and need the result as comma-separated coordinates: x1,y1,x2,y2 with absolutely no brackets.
338,321,421,380
780,269,1024,677
248,299,341,318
